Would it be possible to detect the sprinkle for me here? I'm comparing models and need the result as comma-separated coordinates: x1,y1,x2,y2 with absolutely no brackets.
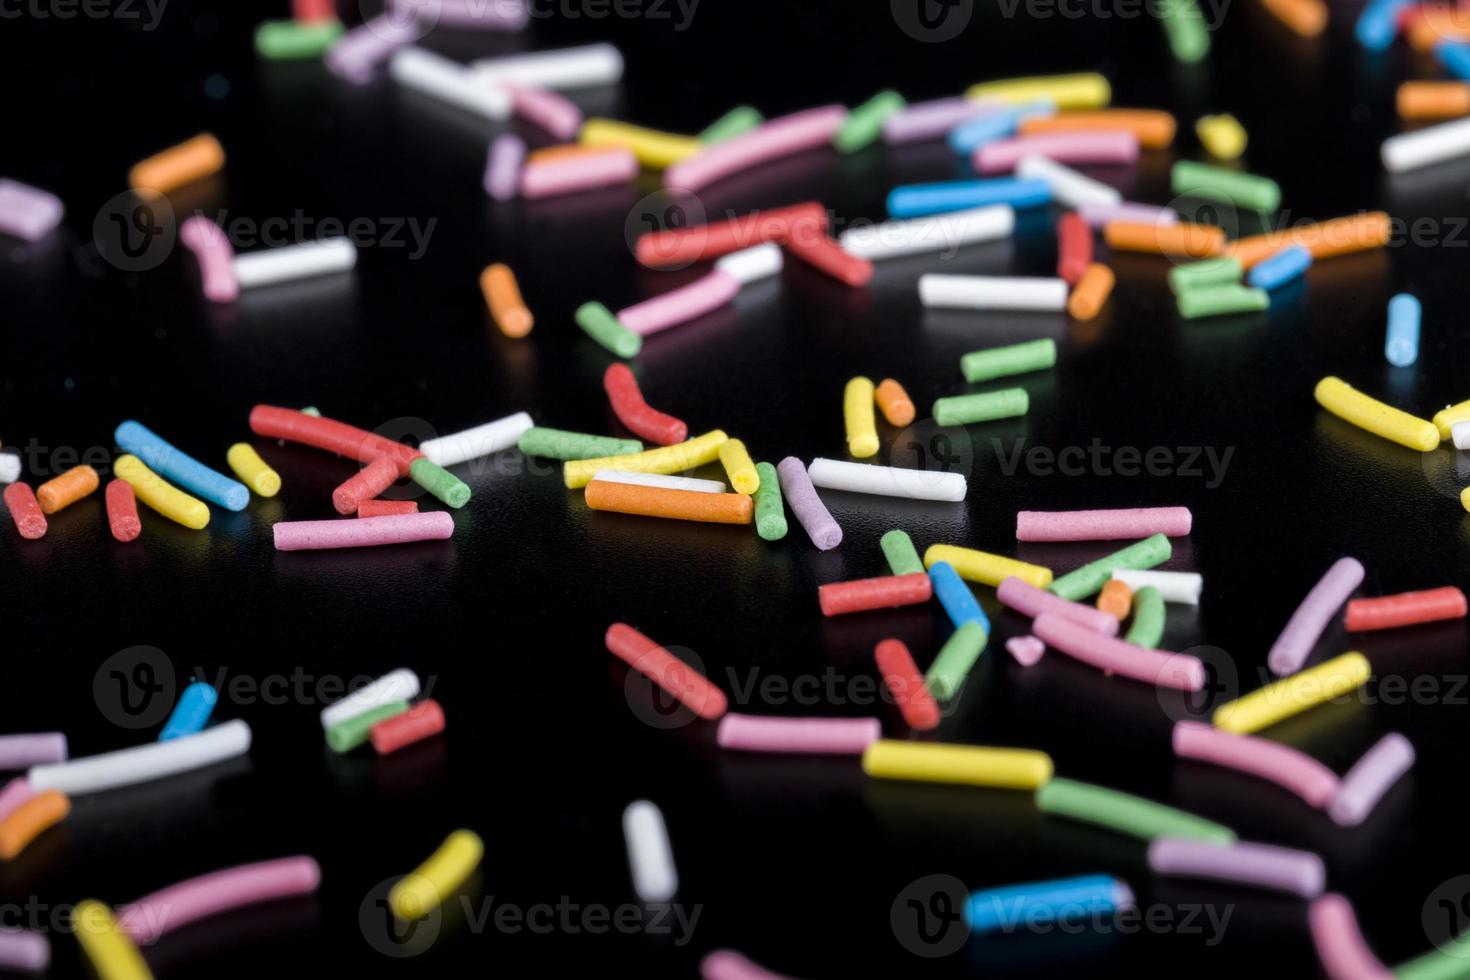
623,801,678,902
1173,721,1340,807
664,105,847,193
326,701,409,753
118,857,322,945
1196,113,1248,159
1057,211,1092,284
1149,837,1324,897
926,621,988,700
250,407,419,472
29,721,252,796
933,390,1029,427
1385,293,1420,367
408,457,470,509
965,73,1111,109
875,639,941,730
807,457,966,502
74,900,151,980
225,444,281,497
751,462,787,541
1172,160,1281,211
924,544,1051,589
874,379,916,427
104,480,142,542
320,669,419,730
574,301,641,358
389,830,483,920
1110,569,1202,605
116,420,248,511
421,412,535,466
960,338,1057,382
1245,245,1311,291
1213,652,1371,734
635,202,826,268
483,133,526,200
371,700,446,755
470,44,624,90
968,876,1133,935
35,465,97,515
234,238,357,289
481,263,534,338
700,106,764,144
716,440,759,495
1037,777,1235,842
159,683,218,742
1047,533,1172,600
1309,895,1392,980
997,576,1120,635
605,623,727,720
0,179,64,242
843,377,879,458
1017,153,1120,208
1020,109,1176,147
585,480,753,525
833,90,906,153
521,148,638,198
775,456,841,550
512,87,584,142
618,269,740,337
1068,262,1116,319
1125,586,1166,648
1346,587,1467,631
818,573,932,616
716,715,880,754
929,561,990,631
974,131,1139,174
862,740,1053,788
129,133,225,197
273,512,455,551
919,274,1068,311
838,204,1016,261
1266,557,1366,676
563,430,727,489
113,455,209,530
389,47,509,120
885,178,1050,219
1328,733,1414,827
1106,219,1225,257
1033,613,1205,690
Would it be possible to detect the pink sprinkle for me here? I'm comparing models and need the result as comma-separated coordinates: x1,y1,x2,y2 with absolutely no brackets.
716,714,880,755
1034,613,1204,690
1005,635,1045,667
1267,557,1364,676
1173,721,1341,808
273,511,454,551
325,16,416,85
974,131,1139,174
1015,507,1193,542
702,950,802,980
118,856,322,945
665,105,846,193
1148,837,1325,898
520,148,638,199
509,86,583,142
1328,732,1414,826
484,133,525,200
0,179,64,242
996,577,1121,636
179,216,239,303
0,778,34,823
618,269,740,336
1309,894,1393,980
1077,201,1180,229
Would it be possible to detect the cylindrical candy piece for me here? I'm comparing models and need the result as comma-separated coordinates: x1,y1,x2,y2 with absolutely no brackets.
1213,652,1370,734
920,274,1068,312
818,573,932,616
521,428,643,462
423,413,534,466
700,106,764,144
968,875,1133,935
585,480,753,525
1345,587,1467,631
249,406,422,474
320,669,419,730
389,830,484,921
880,529,924,576
1173,721,1340,807
965,72,1111,108
481,263,533,338
886,178,1050,219
1106,220,1225,257
807,457,966,502
635,202,827,268
327,702,410,753
716,715,880,755
273,512,454,551
841,205,1016,261
0,734,67,770
1017,507,1191,541
1057,211,1092,284
717,440,759,495
1111,569,1202,605
862,740,1052,788
604,364,687,446
563,431,727,489
1097,578,1132,620
0,789,68,859
664,105,847,193
1309,894,1392,980
575,301,641,358
751,462,787,541
960,339,1056,383
1037,777,1235,843
1047,533,1172,601
1171,160,1281,211
1385,293,1421,367
1034,613,1204,690
226,444,280,497
129,133,225,196
484,133,526,200
0,928,47,974
1328,732,1414,827
775,456,841,550
997,576,1120,635
934,389,1029,427
785,235,873,287
358,499,416,517
925,621,987,701
974,131,1139,174
1168,256,1241,294
74,900,151,980
618,269,740,337
834,90,905,153
408,457,470,509
1246,244,1311,291
28,721,251,796
159,682,218,742
1148,837,1325,897
605,623,727,720
875,639,940,730
1315,377,1439,451
1125,586,1166,649
1177,284,1269,319
36,465,99,514
4,483,47,540
118,856,322,945
371,700,446,755
843,377,880,458
623,800,678,902
104,480,142,542
924,544,1050,588
874,379,915,427
112,455,209,530
1267,557,1365,675
333,456,399,515
929,561,991,632
1068,262,1115,319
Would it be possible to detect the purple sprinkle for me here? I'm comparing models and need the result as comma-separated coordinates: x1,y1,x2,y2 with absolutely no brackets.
775,457,841,551
0,179,64,242
484,134,526,200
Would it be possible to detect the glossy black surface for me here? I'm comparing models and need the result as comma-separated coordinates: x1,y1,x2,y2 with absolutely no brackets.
2,2,1470,976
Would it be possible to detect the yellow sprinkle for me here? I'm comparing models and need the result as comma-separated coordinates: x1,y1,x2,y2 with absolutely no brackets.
564,430,728,489
844,377,879,458
1463,486,1470,513
718,439,760,495
1195,114,1247,161
924,544,1052,589
1314,377,1439,452
1431,398,1470,441
578,118,702,169
862,740,1053,789
965,72,1111,110
113,454,210,529
1213,652,1371,734
75,899,153,980
225,443,281,497
389,829,484,921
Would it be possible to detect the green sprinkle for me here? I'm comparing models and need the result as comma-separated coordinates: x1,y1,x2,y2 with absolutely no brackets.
1167,256,1241,295
1125,586,1166,649
933,389,1029,427
1172,160,1280,212
880,529,924,576
1037,777,1236,843
575,302,641,359
517,427,643,461
1048,534,1171,601
254,19,344,60
960,339,1057,383
300,406,321,417
699,105,764,144
1393,934,1470,980
1158,0,1211,63
409,457,471,509
925,621,987,702
833,91,905,154
752,461,788,541
1177,283,1269,319
326,701,410,753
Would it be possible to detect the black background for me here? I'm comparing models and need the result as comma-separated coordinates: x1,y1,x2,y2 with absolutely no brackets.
2,0,1469,976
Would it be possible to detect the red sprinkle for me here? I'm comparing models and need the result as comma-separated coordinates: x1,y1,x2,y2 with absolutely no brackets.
818,573,933,616
105,479,141,542
249,406,422,476
358,499,417,518
332,456,399,516
371,700,446,754
603,364,688,446
3,483,46,540
875,639,940,731
784,234,874,286
1345,587,1467,631
605,622,728,720
635,202,827,268
1057,211,1093,285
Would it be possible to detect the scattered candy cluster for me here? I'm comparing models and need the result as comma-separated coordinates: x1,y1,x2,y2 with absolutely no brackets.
3,1,1470,976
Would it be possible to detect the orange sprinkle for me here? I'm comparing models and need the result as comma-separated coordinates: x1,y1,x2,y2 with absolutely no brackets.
874,379,916,427
129,133,225,197
1407,7,1470,51
1260,0,1327,37
1397,81,1470,121
1018,110,1177,149
1227,212,1391,269
0,790,69,860
1068,262,1115,320
36,465,99,515
1097,579,1133,620
585,480,754,525
481,263,534,338
1105,220,1225,258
